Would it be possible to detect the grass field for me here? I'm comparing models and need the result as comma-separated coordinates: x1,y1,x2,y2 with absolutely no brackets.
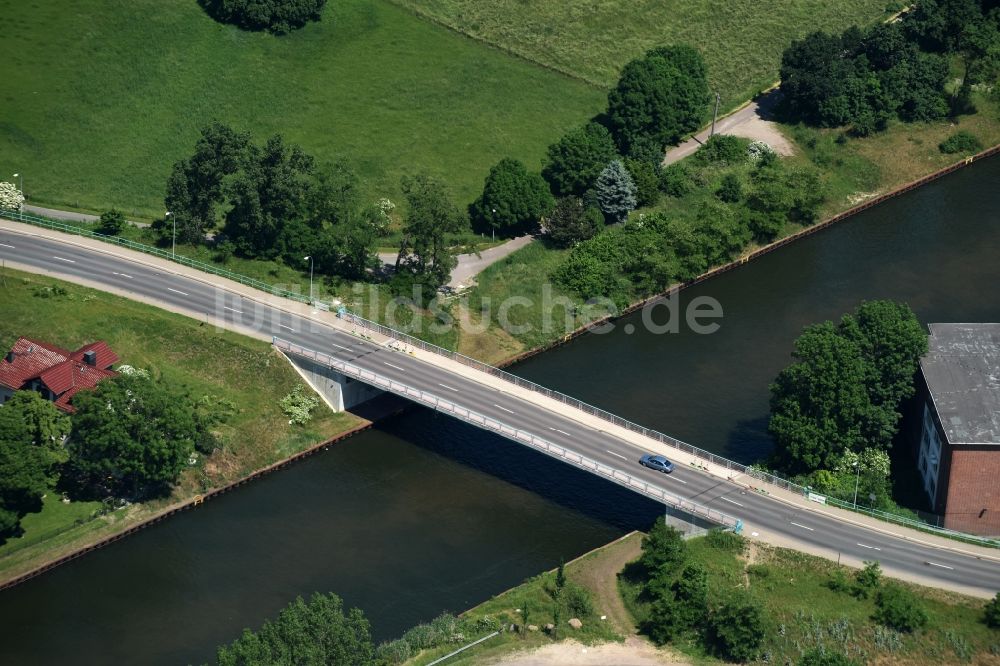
0,267,360,580
0,0,603,218
619,534,1000,665
390,0,890,108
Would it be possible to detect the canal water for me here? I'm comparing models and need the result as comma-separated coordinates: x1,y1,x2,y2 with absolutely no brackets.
0,157,998,664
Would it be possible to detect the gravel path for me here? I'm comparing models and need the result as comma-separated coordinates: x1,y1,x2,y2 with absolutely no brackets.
378,234,533,289
663,89,793,165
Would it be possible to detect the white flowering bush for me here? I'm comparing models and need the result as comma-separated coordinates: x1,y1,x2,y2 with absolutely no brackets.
117,365,151,379
0,182,24,211
280,383,320,425
367,197,395,236
747,140,775,163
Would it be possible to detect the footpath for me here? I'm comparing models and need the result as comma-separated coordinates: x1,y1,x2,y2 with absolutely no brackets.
3,217,1000,597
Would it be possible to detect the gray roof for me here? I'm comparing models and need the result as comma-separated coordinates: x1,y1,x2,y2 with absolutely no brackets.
922,323,1000,446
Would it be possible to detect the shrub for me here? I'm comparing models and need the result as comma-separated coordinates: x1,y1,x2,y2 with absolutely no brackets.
853,560,882,598
640,517,688,575
939,130,983,154
562,582,594,618
543,197,603,248
0,181,24,211
747,140,775,163
707,595,766,662
695,134,749,166
826,568,852,594
659,163,693,197
98,209,127,236
624,158,661,207
798,647,860,666
279,383,321,425
716,173,744,203
984,592,1000,629
201,0,327,34
873,584,928,632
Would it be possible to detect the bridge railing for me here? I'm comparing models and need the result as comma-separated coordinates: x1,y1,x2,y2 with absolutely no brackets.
273,337,740,530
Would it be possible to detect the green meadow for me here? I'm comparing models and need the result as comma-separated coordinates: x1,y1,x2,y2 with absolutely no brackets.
390,0,890,107
0,0,603,217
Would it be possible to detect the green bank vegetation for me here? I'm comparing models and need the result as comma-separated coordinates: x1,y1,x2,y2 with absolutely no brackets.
618,523,1000,664
0,268,359,581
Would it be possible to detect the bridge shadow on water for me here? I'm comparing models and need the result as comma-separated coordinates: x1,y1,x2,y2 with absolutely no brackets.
374,405,667,534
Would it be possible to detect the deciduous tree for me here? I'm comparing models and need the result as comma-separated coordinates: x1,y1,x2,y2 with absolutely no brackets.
215,592,374,665
65,373,202,499
471,158,553,237
396,174,467,295
202,0,327,34
607,45,709,153
543,196,603,248
542,123,618,196
0,398,50,541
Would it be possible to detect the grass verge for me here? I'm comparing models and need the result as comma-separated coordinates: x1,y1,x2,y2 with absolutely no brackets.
0,267,361,581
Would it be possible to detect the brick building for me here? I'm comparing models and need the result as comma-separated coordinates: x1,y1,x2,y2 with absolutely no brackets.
916,323,1000,536
0,337,118,413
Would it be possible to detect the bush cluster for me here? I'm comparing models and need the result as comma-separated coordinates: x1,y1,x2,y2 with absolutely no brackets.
201,0,326,34
553,153,824,306
939,130,983,154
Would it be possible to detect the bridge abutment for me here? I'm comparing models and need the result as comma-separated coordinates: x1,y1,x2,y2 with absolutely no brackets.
278,349,383,412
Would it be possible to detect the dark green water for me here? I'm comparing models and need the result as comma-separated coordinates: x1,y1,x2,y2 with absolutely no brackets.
0,157,997,664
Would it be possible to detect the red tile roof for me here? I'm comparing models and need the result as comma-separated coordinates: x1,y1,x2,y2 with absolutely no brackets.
0,337,118,413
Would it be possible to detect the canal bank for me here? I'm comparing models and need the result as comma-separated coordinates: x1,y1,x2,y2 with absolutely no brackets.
0,156,998,664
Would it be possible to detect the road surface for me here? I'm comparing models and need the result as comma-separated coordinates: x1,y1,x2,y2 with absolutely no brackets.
2,224,998,596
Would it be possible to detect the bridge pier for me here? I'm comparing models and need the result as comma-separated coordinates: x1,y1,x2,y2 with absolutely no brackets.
278,349,383,412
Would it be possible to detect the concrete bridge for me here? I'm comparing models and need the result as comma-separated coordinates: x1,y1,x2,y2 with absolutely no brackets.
3,218,1000,597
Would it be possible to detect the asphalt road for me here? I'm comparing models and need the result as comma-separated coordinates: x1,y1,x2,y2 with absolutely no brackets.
2,226,999,594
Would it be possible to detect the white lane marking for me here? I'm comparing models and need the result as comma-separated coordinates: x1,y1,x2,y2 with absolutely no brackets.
112,271,134,279
857,543,882,551
606,450,628,461
668,475,687,484
493,404,515,414
167,287,189,296
383,361,405,371
438,383,459,392
790,522,814,532
925,561,954,570
0,243,15,249
548,427,572,436
52,256,75,263
331,342,351,351
719,497,744,507
223,306,243,314
279,324,295,332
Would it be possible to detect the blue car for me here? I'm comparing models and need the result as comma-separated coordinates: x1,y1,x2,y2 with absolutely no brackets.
640,454,675,474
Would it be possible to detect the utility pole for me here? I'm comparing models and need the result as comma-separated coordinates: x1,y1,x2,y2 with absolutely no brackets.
165,211,175,258
710,92,721,137
12,173,22,212
304,255,314,305
852,461,861,508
